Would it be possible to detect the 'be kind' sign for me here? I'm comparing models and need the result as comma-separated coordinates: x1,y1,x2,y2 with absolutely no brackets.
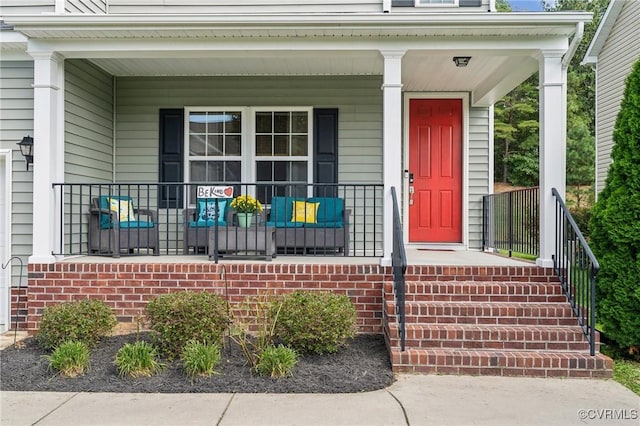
196,186,234,199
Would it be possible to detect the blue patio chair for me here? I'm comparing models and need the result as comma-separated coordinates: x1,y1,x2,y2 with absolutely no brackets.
182,197,233,254
88,195,159,258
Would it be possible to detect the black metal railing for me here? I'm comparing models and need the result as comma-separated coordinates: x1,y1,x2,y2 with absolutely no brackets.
52,182,384,259
391,187,407,351
482,187,539,258
552,188,598,356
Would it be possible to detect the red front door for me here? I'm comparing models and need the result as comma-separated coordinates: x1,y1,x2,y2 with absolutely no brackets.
408,99,462,243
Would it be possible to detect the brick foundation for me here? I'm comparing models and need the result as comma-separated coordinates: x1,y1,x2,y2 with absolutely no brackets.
24,262,391,334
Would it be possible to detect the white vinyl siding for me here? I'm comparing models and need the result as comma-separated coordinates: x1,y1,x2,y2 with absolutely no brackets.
468,106,491,250
107,0,382,14
0,1,54,15
0,60,33,286
595,0,640,194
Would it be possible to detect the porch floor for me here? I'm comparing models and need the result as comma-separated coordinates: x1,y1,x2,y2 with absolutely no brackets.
59,249,533,266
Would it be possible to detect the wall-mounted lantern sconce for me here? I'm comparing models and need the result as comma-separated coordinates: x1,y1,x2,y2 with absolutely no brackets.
453,56,471,67
17,135,34,171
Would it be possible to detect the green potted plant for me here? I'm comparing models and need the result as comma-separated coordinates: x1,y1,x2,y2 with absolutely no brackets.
230,195,263,227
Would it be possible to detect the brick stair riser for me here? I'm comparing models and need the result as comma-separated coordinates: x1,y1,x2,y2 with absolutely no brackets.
403,282,565,295
389,349,613,378
385,282,565,297
403,304,576,320
386,325,594,352
391,364,613,378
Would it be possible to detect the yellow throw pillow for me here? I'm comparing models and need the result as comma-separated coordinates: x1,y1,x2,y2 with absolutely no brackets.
292,201,319,224
108,198,136,223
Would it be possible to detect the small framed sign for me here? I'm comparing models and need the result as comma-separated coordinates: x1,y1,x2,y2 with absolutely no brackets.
196,186,234,199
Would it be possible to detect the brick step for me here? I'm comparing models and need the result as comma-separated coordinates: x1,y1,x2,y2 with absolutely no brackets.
399,281,566,299
387,324,594,352
397,302,577,326
390,348,613,378
402,266,557,283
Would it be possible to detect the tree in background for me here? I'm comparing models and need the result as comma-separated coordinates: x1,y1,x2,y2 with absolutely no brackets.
589,59,640,350
494,0,609,195
494,76,539,185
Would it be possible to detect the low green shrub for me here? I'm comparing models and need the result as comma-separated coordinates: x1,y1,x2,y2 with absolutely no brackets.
256,345,298,378
146,291,229,359
37,299,117,350
115,341,164,378
275,291,356,354
180,340,221,379
46,340,90,377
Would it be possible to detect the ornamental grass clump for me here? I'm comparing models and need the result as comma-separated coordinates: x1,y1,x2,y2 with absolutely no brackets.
146,291,229,359
45,340,90,378
37,299,117,350
230,293,282,369
255,345,298,378
230,194,263,214
275,291,357,355
115,341,164,378
180,340,222,379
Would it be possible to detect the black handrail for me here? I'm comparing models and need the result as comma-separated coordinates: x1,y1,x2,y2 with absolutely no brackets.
482,187,539,258
552,188,599,356
390,187,407,351
52,182,383,258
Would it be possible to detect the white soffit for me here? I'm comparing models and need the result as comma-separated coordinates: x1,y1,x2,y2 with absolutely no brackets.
6,12,592,40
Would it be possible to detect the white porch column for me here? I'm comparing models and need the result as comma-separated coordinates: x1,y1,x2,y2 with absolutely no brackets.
537,51,566,268
28,52,64,264
380,50,405,265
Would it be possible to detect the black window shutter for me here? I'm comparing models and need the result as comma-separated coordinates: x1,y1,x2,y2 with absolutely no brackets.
159,109,184,208
313,108,338,197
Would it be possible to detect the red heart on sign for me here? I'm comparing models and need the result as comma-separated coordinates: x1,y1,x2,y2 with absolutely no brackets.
224,187,233,197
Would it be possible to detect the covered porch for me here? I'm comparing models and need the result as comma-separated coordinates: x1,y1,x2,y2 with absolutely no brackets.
3,11,591,268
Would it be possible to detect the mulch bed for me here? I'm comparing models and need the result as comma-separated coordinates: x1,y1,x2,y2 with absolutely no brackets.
0,333,395,393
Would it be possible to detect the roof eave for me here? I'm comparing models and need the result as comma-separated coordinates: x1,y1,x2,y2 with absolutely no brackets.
4,11,593,37
582,0,623,65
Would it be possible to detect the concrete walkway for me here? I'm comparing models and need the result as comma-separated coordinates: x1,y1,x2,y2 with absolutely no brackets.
2,375,638,426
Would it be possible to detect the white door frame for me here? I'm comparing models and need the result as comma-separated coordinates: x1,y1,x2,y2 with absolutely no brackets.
403,92,470,250
0,149,12,332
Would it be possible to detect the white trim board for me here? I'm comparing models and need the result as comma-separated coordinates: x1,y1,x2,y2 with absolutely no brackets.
0,150,12,332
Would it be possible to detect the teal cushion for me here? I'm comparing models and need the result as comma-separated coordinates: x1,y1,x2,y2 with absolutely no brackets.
197,198,229,225
104,220,155,229
269,197,304,223
266,221,304,228
307,197,344,223
99,195,135,229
